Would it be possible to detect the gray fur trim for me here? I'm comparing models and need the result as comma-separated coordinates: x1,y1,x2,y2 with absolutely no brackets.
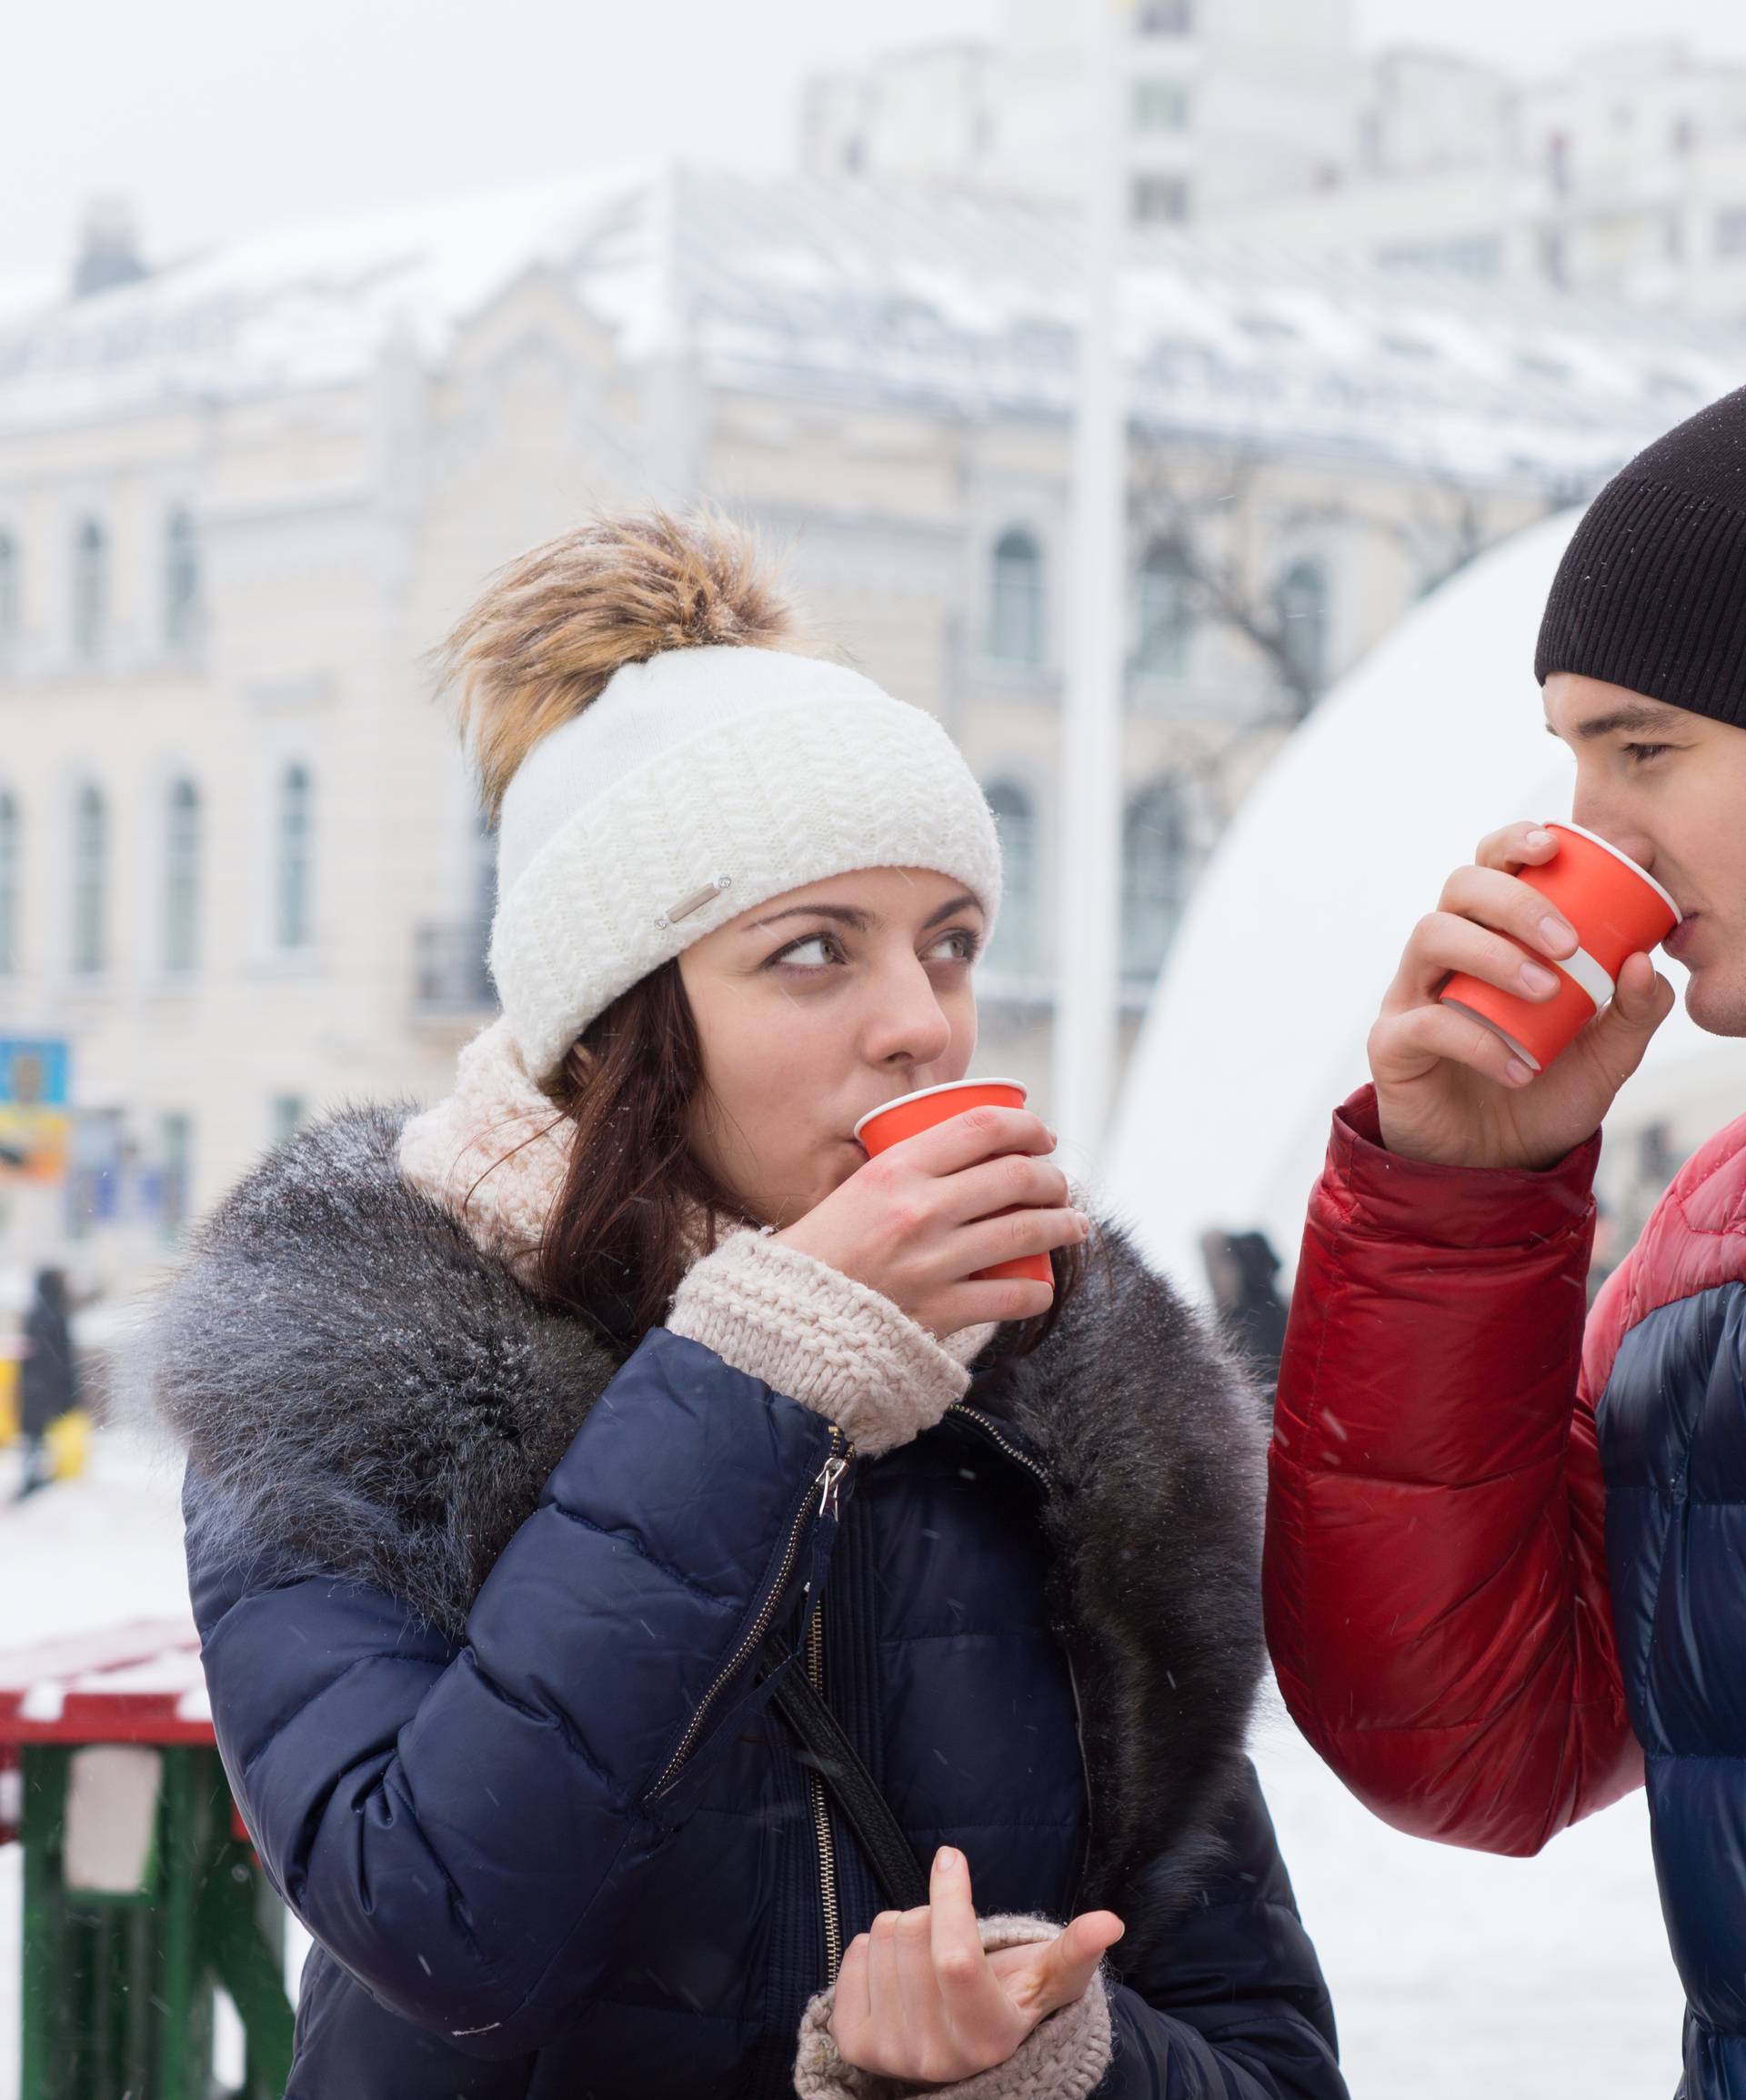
147,1106,1265,1945
152,1103,623,1642
990,1227,1267,1932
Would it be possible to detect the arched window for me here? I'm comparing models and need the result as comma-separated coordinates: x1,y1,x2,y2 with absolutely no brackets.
275,764,313,950
164,509,201,650
164,777,200,972
0,533,17,660
1133,539,1197,678
1121,779,1194,985
72,518,106,661
71,783,106,973
1276,558,1330,698
0,791,19,974
988,528,1044,667
980,780,1039,978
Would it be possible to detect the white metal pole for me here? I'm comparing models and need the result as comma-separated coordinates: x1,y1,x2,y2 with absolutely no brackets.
1051,0,1129,1163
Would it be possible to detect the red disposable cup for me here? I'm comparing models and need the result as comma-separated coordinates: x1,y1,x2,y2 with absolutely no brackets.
1440,821,1680,1072
852,1078,1054,1287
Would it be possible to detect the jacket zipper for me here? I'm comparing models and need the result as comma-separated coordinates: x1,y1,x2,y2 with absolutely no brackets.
806,1598,846,1981
647,1432,848,1800
945,1402,1052,1490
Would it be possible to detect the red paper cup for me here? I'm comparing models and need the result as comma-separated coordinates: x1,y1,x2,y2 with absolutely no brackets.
852,1078,1054,1286
1440,821,1680,1072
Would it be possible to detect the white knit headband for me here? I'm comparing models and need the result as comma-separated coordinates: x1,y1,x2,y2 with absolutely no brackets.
488,647,1004,1081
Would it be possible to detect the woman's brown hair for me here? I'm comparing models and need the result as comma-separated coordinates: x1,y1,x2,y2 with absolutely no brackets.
533,960,1088,1368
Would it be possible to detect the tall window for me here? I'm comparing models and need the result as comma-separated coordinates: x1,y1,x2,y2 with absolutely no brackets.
72,518,106,661
1133,540,1197,678
163,509,201,651
275,763,314,950
71,783,106,974
0,532,17,661
1133,79,1190,132
1132,174,1190,225
988,528,1044,667
159,1111,193,1242
0,792,19,975
164,777,200,972
1121,780,1194,985
1276,559,1330,698
980,781,1039,978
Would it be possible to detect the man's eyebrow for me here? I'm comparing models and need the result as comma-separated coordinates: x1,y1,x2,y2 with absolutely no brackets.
1546,702,1687,741
748,892,982,935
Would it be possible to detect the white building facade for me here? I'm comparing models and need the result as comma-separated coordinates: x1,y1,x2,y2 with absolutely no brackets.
0,166,1733,1301
805,5,1746,318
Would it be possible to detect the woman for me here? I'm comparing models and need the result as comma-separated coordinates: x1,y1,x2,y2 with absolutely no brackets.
153,513,1342,2099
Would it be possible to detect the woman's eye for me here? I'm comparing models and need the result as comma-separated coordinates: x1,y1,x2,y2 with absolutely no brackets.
773,934,841,970
930,929,980,964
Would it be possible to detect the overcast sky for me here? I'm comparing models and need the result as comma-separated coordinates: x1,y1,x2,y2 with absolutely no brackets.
5,0,1746,282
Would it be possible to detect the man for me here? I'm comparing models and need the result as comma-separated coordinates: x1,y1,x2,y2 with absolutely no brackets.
1265,386,1746,2097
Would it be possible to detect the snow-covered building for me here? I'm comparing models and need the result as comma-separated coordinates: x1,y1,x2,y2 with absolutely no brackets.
808,6,1746,320
0,163,1738,1298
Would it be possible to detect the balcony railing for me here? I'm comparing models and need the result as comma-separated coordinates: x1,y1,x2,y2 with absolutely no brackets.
414,920,495,1015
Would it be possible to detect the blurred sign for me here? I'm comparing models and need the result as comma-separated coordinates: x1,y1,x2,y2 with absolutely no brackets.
0,1038,71,1181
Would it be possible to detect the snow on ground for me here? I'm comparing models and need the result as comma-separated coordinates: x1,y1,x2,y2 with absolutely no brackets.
0,1431,1687,2097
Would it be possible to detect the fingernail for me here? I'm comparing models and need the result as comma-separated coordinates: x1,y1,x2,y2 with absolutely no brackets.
1520,960,1560,997
1540,916,1578,954
1506,1058,1535,1086
935,1845,961,1871
1526,829,1555,849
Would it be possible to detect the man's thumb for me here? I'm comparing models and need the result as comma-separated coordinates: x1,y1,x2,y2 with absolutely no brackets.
1591,953,1675,1068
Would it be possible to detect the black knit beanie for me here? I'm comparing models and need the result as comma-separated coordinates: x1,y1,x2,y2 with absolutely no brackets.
1536,384,1746,729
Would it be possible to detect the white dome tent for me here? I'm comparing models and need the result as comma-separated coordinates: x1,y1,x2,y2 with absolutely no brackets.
1104,507,1746,1299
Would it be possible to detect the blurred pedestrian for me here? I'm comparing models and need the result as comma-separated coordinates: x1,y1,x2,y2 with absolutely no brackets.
154,511,1343,2100
14,1266,75,1502
1200,1228,1289,1402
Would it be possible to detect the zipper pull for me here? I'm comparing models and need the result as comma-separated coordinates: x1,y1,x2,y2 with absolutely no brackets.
817,1453,848,1522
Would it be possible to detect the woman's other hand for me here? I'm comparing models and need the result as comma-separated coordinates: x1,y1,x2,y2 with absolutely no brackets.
828,1846,1122,2085
773,1108,1089,1340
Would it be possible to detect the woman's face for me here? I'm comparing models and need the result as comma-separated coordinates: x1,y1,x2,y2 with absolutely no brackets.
677,867,986,1227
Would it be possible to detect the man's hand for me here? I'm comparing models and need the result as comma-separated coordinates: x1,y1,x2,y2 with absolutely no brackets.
828,1845,1122,2086
1370,821,1676,1171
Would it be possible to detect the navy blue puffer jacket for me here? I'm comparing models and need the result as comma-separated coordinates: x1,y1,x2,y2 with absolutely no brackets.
156,1107,1344,2100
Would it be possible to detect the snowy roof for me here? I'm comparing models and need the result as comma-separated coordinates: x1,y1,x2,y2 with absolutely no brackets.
1,165,1741,483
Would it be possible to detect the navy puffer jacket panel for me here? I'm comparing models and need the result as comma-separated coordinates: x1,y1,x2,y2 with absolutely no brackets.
162,1108,1345,2100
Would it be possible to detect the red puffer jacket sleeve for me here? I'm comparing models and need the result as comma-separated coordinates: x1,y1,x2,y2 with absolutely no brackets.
1264,1085,1643,1856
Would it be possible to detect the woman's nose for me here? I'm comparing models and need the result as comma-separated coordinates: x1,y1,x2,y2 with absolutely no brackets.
868,962,954,1069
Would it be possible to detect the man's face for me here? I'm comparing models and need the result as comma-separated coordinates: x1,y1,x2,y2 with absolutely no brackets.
1545,672,1746,1036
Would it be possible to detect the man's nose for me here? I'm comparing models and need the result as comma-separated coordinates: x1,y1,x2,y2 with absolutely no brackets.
1569,788,1658,879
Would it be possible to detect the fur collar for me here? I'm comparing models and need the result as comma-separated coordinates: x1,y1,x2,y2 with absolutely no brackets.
150,1101,1266,1936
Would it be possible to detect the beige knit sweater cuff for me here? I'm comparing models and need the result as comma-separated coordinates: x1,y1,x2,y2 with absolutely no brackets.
665,1229,978,1456
791,1915,1114,2100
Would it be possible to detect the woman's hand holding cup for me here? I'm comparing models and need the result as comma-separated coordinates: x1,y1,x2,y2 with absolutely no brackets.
1370,820,1676,1171
773,1098,1089,1341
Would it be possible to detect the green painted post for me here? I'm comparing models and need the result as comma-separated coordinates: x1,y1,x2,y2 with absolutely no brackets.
154,1748,204,2100
18,1746,69,2100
